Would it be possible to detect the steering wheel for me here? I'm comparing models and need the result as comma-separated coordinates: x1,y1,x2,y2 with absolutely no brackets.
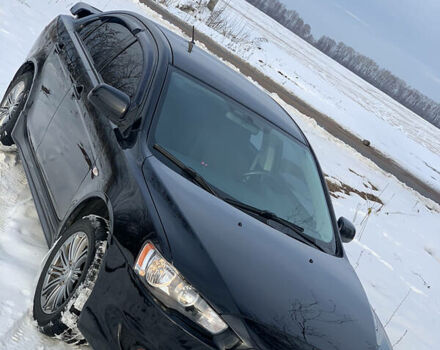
241,170,286,190
241,170,271,183
241,170,294,196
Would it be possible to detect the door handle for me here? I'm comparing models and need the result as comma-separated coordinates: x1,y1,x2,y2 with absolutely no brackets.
73,84,84,99
54,42,64,54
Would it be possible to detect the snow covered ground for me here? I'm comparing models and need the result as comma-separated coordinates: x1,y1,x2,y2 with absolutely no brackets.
0,1,439,349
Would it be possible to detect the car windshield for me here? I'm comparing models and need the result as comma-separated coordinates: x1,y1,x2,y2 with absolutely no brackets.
152,70,336,250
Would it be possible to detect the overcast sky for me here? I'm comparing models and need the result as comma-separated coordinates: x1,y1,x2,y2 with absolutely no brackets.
280,0,440,101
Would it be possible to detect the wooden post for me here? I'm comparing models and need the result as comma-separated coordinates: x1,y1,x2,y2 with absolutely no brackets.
207,0,219,11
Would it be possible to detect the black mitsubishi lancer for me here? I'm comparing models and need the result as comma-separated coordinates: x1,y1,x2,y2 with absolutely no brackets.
0,2,392,349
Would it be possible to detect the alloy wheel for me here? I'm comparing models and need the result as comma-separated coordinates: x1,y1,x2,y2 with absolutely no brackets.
0,80,26,128
40,232,89,314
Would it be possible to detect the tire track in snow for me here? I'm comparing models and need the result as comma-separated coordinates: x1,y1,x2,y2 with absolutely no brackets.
0,310,80,350
0,149,82,349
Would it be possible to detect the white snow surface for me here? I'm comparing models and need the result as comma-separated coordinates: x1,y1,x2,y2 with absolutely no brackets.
0,1,439,349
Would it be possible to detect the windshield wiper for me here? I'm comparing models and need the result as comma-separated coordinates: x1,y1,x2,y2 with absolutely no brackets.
224,198,325,253
224,198,304,232
154,144,217,196
153,144,325,253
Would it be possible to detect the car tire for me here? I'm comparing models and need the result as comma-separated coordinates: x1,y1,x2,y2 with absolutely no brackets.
33,217,108,345
0,70,33,146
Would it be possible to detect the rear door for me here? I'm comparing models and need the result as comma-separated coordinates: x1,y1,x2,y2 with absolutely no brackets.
36,15,145,219
26,21,71,149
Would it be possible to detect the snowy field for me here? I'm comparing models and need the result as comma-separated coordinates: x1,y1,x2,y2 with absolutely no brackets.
0,1,439,349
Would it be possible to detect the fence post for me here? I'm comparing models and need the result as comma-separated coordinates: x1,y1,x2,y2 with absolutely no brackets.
207,0,219,11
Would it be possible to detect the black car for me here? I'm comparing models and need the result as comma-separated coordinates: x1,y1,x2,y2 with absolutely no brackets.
0,2,392,349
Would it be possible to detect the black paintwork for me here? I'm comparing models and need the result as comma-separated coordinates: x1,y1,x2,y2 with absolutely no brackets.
8,3,389,349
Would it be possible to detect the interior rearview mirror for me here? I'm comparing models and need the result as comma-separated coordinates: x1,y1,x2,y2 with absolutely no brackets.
88,83,130,126
338,217,356,243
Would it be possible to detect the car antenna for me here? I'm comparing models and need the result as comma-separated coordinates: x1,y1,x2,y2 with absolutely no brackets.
188,26,195,53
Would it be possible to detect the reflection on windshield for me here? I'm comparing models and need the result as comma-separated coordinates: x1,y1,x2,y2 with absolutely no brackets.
153,70,335,247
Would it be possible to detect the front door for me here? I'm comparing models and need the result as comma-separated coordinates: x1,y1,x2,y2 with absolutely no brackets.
35,18,99,219
36,85,96,219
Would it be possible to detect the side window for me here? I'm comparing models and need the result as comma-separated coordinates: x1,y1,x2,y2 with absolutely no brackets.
99,42,144,98
77,19,104,40
77,19,144,99
81,21,133,69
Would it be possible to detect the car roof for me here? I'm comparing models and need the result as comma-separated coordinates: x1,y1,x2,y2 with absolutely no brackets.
156,26,307,144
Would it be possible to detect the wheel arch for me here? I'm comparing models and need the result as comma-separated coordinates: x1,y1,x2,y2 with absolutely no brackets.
4,60,38,108
12,60,37,83
12,59,39,112
57,193,114,242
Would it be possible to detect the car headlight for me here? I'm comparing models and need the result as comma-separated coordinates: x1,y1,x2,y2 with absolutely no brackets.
134,242,228,335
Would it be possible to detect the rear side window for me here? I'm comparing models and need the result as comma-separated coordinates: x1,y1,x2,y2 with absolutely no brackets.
99,42,143,98
77,19,105,40
81,22,133,69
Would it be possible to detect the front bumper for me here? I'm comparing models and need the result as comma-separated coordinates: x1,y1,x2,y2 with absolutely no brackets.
78,239,241,350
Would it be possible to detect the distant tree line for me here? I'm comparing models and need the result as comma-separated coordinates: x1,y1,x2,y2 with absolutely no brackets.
246,0,440,128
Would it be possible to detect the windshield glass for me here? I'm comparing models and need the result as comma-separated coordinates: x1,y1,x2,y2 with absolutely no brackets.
152,70,336,249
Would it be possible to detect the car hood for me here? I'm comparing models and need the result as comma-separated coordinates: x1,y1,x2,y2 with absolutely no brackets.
143,157,378,350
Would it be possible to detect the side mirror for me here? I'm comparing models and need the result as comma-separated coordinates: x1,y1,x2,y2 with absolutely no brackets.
338,217,356,243
88,83,130,126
